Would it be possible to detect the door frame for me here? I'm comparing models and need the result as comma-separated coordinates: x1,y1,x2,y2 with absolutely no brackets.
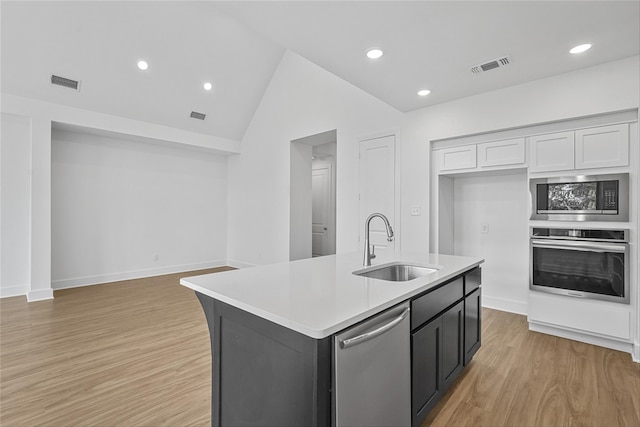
312,157,336,256
357,130,402,253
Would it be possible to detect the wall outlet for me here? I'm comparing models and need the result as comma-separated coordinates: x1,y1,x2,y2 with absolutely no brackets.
153,254,159,262
410,206,421,216
481,224,489,234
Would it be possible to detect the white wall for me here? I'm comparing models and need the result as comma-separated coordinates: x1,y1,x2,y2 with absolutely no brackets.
226,50,404,266
289,142,313,261
403,55,639,251
0,113,31,297
0,94,238,299
398,55,640,315
452,172,529,314
51,128,228,289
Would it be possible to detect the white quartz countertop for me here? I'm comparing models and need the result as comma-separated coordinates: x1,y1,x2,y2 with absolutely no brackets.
180,252,484,339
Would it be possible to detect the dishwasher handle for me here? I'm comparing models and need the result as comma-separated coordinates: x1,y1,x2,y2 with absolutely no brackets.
339,307,410,349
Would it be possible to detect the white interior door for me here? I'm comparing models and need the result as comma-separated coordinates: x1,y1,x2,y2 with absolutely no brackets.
312,165,331,257
359,134,396,256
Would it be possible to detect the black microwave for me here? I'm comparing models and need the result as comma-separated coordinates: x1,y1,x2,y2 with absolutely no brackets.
530,173,629,222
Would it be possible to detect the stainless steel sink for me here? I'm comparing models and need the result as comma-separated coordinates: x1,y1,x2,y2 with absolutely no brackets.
353,263,438,282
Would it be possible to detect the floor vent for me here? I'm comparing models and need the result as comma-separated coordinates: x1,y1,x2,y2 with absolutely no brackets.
190,111,206,120
50,74,80,91
471,55,511,74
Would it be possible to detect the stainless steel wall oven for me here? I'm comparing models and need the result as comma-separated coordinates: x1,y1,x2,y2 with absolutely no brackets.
530,228,629,304
530,173,629,222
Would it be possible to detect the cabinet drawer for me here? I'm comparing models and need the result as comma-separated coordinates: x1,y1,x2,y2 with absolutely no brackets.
412,278,463,329
464,267,481,295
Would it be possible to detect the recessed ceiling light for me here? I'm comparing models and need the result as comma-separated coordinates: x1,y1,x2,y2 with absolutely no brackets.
137,60,149,71
569,44,592,54
418,89,431,97
366,48,384,59
203,82,213,91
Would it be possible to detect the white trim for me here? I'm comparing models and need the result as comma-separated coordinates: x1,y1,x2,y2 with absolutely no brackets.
357,130,402,254
0,285,28,298
529,321,635,359
633,343,640,363
431,109,638,150
51,260,228,290
482,295,528,316
225,259,256,269
27,288,54,302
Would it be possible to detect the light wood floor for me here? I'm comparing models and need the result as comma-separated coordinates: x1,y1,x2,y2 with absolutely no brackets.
1,272,638,427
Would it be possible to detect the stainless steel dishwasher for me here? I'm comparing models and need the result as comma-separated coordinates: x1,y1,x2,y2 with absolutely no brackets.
334,302,411,427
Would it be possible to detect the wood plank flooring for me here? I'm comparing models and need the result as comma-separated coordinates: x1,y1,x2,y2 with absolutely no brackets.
1,271,638,427
421,309,640,427
1,268,233,427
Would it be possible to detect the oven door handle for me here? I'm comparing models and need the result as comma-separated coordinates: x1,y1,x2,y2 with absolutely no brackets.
531,239,628,253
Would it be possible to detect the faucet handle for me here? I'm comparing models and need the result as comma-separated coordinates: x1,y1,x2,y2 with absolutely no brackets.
370,244,376,260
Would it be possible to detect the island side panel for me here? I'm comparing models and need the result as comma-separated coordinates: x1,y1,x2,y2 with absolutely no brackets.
196,292,332,427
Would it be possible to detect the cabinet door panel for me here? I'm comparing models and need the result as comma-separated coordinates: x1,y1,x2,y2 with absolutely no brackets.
412,319,441,427
438,145,477,172
464,288,482,365
477,138,525,168
440,301,464,391
575,124,629,169
529,131,575,173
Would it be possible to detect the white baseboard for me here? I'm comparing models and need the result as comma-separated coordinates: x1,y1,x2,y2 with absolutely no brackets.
27,288,54,302
529,321,635,359
225,259,256,269
482,295,528,316
52,260,229,290
0,285,27,298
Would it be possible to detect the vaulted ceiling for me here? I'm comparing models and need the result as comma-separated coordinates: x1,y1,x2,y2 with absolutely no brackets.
2,1,639,142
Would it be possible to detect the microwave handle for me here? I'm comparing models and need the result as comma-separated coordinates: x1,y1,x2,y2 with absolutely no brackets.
531,239,627,253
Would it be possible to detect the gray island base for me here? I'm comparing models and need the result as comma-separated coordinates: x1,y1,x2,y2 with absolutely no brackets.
182,252,483,427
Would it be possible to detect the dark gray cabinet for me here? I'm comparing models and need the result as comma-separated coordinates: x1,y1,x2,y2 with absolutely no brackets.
464,267,482,365
410,268,481,427
196,294,331,427
411,300,464,427
195,266,481,427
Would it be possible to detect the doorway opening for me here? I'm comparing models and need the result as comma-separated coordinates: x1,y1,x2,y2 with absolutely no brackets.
290,130,337,261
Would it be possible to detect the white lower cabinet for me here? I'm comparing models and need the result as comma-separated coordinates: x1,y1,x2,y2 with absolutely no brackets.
575,123,629,169
528,292,631,341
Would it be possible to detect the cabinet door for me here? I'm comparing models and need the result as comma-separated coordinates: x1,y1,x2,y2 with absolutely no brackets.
438,145,477,173
477,138,526,168
464,288,481,365
440,301,464,391
575,124,629,169
529,131,575,173
411,318,441,427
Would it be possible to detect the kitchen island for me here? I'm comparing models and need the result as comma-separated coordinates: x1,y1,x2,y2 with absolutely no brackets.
181,252,483,427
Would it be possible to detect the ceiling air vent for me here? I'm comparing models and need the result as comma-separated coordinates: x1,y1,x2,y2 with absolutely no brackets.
50,74,80,91
470,55,511,74
190,111,206,121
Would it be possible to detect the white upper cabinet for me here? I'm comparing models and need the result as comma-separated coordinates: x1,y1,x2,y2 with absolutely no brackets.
477,138,526,168
529,131,575,173
575,124,629,170
529,124,630,173
438,145,477,172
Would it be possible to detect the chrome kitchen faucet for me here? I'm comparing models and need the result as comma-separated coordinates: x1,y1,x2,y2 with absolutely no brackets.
363,213,394,267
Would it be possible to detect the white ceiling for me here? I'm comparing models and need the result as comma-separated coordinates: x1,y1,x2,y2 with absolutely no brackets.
2,1,639,142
